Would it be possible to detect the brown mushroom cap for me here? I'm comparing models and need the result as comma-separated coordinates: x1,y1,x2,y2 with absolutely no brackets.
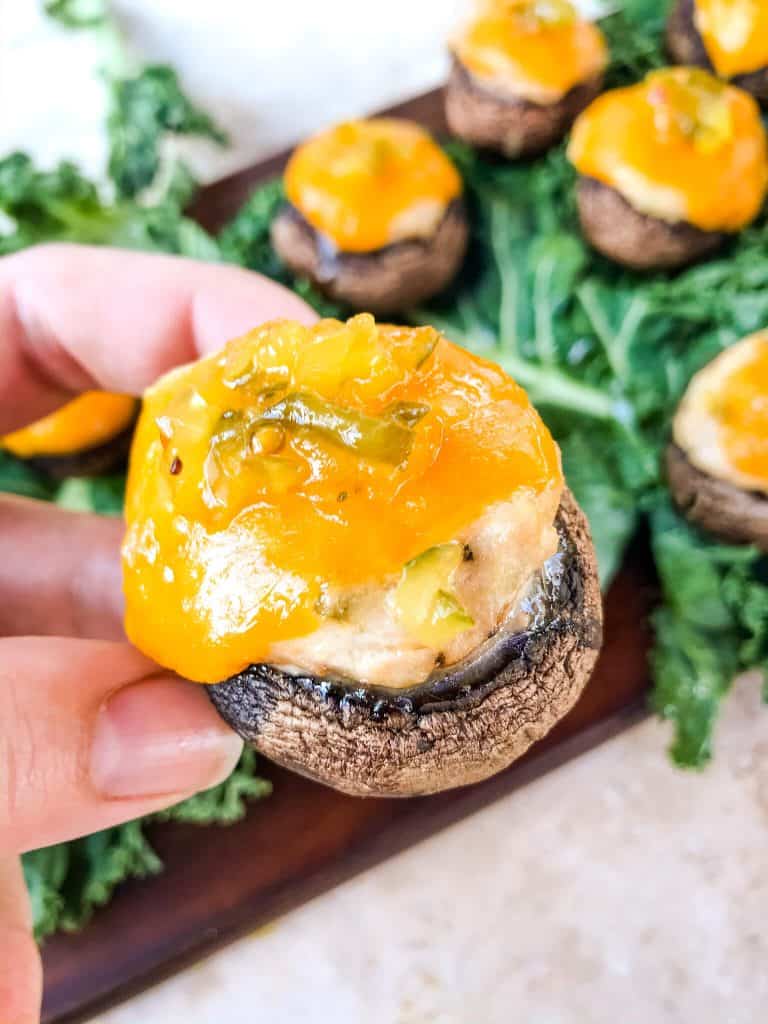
666,0,768,104
575,176,725,270
21,421,136,481
667,442,768,549
270,200,468,316
208,487,602,797
444,57,603,158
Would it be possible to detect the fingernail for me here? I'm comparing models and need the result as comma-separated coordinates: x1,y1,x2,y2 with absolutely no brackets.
90,676,243,799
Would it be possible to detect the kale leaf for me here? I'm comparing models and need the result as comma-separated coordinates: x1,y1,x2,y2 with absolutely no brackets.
0,151,221,258
108,66,228,199
43,0,108,28
44,0,228,199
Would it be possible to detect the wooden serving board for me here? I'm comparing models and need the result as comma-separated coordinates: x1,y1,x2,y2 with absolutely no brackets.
41,88,657,1023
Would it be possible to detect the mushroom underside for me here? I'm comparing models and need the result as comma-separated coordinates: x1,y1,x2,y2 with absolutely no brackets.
667,442,768,550
576,177,725,270
209,487,603,798
22,423,136,481
444,58,603,158
270,200,468,315
666,0,768,102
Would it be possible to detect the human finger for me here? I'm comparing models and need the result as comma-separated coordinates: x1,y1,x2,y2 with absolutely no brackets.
0,243,316,433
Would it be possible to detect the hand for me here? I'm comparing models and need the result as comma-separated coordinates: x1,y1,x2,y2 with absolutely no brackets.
0,244,316,1021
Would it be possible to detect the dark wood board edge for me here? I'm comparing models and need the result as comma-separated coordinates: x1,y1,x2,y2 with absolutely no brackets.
41,85,657,1023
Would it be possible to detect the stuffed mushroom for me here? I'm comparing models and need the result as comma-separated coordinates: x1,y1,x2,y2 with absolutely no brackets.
122,314,602,797
567,67,768,270
669,330,768,549
667,0,768,104
445,0,607,158
271,119,468,314
0,391,138,480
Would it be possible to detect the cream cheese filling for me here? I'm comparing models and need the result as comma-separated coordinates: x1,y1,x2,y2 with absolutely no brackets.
268,490,560,688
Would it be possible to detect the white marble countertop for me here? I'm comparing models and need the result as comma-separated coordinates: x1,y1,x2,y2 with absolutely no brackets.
3,4,767,1021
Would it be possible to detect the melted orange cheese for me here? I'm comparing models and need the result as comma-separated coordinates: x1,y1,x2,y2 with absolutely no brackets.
284,118,462,253
1,392,137,459
694,0,768,78
568,67,768,232
452,0,607,104
716,334,768,483
122,315,563,684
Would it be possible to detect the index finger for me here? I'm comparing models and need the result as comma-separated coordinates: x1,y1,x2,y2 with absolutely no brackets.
0,243,317,433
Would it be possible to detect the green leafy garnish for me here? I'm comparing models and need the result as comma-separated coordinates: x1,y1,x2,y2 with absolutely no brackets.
43,0,107,28
108,65,228,199
0,152,221,258
0,450,57,501
55,475,127,516
45,0,228,200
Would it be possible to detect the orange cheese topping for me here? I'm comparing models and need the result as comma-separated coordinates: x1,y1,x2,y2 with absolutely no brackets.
694,0,768,78
716,334,768,484
568,67,768,232
122,315,563,684
284,118,462,253
452,0,607,105
1,392,137,459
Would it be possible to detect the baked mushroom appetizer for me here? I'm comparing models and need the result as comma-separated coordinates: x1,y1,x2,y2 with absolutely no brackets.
668,330,768,549
445,0,607,157
567,67,768,270
122,314,602,797
271,119,468,314
667,0,768,104
0,391,138,480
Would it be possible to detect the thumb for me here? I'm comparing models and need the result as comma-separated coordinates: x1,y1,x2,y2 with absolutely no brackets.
1,637,243,854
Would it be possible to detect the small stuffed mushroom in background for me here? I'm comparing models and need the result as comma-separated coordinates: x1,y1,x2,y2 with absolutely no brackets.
445,0,607,158
668,331,768,549
666,0,768,104
121,314,603,797
567,68,768,270
0,391,139,480
270,119,468,315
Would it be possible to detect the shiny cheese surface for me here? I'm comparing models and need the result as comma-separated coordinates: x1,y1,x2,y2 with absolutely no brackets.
674,331,768,492
452,0,607,105
1,392,137,458
122,315,563,684
284,118,462,253
694,0,768,78
568,67,768,231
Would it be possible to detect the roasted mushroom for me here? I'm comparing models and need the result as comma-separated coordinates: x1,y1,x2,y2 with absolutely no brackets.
0,392,139,480
122,314,602,797
567,68,768,270
445,0,607,157
271,119,468,314
668,331,768,549
667,0,768,104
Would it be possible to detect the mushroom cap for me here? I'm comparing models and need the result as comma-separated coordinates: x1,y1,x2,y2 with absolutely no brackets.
208,487,603,797
666,0,768,104
445,57,603,158
270,200,468,316
575,176,725,270
667,442,768,549
22,422,136,481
